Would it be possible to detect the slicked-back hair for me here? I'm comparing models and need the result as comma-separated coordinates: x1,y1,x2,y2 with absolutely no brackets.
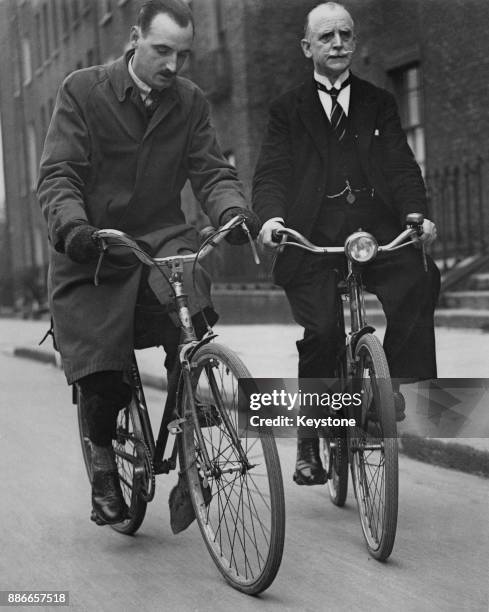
137,0,194,35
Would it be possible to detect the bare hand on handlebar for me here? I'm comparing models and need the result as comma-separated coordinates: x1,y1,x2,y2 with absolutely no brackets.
418,218,437,246
258,219,287,250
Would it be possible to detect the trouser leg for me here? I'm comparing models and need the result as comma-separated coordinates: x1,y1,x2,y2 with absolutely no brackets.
285,258,344,381
285,257,344,440
77,370,131,523
363,247,440,380
78,371,132,447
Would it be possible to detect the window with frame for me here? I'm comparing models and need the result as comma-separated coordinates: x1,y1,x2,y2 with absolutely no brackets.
389,64,426,175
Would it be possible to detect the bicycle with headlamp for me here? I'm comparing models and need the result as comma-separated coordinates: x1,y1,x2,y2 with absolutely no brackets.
272,212,426,561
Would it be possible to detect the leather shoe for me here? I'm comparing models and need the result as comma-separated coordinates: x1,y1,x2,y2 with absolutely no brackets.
293,438,327,486
91,469,128,524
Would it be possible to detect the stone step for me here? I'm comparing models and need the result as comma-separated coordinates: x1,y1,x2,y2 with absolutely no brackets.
434,308,489,329
214,289,489,329
213,289,383,325
467,273,489,290
443,290,489,310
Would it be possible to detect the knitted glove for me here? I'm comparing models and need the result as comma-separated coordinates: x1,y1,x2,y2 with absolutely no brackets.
219,207,261,245
64,223,100,264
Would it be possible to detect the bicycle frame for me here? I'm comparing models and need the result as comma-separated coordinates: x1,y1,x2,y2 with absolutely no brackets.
93,215,255,477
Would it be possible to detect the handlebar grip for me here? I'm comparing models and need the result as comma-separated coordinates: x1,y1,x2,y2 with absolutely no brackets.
405,213,424,226
405,213,424,237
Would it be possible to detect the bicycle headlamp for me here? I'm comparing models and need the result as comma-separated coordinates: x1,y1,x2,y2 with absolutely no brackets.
344,231,378,263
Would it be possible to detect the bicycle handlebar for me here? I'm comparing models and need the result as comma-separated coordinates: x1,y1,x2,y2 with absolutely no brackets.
94,214,254,268
270,214,424,255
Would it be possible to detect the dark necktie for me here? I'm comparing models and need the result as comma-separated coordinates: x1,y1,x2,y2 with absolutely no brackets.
316,79,350,142
145,89,162,118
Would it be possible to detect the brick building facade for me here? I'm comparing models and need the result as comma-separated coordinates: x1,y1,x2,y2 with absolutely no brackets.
0,0,488,306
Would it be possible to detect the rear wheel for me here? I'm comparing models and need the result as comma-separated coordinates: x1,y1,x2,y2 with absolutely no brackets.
179,343,285,594
349,333,398,561
77,387,148,535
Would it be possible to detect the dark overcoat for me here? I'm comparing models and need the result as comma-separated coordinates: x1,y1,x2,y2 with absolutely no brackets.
37,53,246,383
252,74,428,286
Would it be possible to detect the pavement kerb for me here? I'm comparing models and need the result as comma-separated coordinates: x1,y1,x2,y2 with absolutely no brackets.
12,346,167,392
10,345,489,479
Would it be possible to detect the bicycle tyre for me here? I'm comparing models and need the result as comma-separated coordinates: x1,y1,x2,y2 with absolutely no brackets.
321,433,348,506
77,387,147,535
349,333,398,561
321,346,349,507
179,343,285,594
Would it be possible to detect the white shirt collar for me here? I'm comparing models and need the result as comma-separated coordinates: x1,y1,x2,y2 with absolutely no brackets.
314,69,350,91
128,56,151,98
314,69,351,119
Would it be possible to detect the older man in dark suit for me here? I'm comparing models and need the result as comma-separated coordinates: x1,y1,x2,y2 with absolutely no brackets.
253,2,440,485
38,0,259,524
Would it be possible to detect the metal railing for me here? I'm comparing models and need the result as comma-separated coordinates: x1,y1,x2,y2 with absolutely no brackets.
425,156,488,272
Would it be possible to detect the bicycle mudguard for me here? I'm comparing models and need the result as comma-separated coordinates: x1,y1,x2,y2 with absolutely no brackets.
189,332,218,355
350,326,376,356
173,333,218,420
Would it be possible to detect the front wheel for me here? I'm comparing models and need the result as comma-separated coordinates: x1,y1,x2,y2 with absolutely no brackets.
77,387,148,535
179,343,285,595
349,333,398,561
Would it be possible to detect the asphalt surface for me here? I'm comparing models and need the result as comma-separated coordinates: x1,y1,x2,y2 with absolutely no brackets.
1,350,488,611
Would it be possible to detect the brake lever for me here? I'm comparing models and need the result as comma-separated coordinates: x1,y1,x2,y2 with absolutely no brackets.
420,241,428,272
241,222,261,265
407,224,428,272
94,238,108,286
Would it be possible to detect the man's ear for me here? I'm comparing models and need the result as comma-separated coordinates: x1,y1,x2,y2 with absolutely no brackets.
301,38,312,59
130,25,140,49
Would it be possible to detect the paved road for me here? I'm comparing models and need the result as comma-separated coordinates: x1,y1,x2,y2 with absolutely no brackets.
0,352,488,611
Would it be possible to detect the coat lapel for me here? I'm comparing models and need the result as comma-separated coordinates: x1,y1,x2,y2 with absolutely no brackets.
298,78,330,160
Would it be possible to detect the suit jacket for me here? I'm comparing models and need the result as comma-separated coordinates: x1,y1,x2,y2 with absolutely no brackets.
37,52,246,383
252,74,428,286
